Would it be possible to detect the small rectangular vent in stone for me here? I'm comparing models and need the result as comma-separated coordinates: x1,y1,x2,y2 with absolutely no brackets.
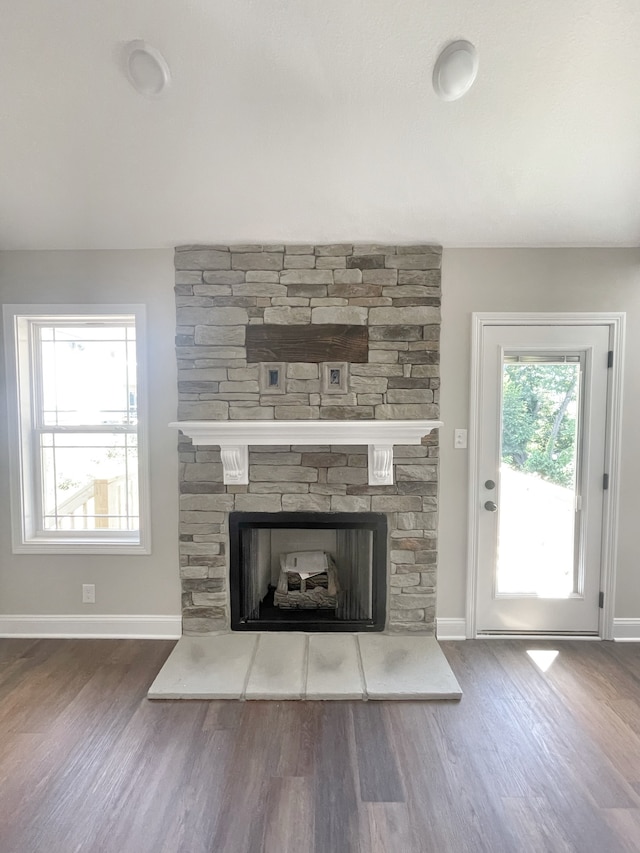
259,362,285,394
321,362,349,394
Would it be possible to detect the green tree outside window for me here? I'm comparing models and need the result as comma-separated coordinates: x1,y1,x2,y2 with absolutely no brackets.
501,364,579,488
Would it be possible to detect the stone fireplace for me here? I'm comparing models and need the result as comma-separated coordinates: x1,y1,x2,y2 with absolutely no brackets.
173,243,441,634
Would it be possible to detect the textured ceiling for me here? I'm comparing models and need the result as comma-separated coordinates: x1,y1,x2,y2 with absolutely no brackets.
1,0,639,249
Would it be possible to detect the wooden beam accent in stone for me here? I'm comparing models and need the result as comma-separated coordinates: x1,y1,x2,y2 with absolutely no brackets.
246,324,368,363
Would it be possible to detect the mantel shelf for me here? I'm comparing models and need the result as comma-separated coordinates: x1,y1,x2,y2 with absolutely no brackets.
169,420,442,486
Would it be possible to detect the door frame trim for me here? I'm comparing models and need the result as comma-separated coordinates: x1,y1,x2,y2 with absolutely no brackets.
466,312,626,639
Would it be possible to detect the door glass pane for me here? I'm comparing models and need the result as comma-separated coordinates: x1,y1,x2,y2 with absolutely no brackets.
497,360,580,597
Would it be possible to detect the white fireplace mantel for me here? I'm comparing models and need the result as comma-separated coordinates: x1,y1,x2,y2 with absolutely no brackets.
169,420,443,486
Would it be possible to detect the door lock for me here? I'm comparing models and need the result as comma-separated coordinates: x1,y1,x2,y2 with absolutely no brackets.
484,479,496,490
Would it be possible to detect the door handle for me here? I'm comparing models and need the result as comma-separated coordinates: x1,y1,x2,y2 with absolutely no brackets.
484,501,498,512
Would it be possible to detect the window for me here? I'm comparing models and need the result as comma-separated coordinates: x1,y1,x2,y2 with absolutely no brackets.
3,305,150,553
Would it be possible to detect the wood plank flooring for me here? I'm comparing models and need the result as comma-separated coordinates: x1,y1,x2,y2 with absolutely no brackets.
0,638,639,852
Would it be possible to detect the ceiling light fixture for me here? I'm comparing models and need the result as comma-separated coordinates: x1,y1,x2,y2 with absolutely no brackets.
432,40,478,101
123,40,170,97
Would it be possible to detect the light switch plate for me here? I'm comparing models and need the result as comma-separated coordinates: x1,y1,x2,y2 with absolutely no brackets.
454,428,467,449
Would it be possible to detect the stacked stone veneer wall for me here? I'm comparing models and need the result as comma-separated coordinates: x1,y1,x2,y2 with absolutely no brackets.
175,243,441,634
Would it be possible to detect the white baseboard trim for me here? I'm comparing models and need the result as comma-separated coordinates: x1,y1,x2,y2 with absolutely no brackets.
0,614,182,639
4,614,632,642
612,618,640,642
436,617,467,641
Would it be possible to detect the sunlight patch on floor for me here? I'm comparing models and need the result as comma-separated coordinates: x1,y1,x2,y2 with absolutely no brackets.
526,649,559,672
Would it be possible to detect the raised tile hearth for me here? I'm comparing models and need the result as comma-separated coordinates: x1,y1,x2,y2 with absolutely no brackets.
147,633,462,701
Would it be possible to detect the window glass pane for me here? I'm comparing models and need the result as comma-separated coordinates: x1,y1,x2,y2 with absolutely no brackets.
40,433,139,531
51,326,130,341
39,324,137,426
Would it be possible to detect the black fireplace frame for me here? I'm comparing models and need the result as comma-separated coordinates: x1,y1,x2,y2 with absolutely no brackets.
229,511,387,632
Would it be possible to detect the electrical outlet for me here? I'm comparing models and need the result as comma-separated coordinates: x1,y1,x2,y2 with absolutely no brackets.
454,428,468,449
82,583,95,604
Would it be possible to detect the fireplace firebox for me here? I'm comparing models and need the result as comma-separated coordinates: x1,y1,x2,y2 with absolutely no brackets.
229,512,387,632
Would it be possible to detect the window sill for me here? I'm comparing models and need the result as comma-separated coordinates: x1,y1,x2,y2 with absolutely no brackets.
12,537,150,556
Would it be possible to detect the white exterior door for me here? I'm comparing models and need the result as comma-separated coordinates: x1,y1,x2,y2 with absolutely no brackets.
474,322,611,634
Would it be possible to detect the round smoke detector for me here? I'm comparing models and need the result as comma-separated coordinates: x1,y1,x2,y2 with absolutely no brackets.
124,40,171,96
432,40,478,101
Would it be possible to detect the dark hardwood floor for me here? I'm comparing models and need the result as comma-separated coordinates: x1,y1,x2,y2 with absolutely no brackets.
0,638,639,853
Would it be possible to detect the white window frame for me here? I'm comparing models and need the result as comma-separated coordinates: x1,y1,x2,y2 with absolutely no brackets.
3,304,151,554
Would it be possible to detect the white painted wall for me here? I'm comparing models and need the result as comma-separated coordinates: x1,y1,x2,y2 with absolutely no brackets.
0,251,180,625
2,247,639,634
439,249,640,625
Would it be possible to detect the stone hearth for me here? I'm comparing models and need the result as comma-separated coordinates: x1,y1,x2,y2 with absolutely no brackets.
174,243,441,634
148,634,462,701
